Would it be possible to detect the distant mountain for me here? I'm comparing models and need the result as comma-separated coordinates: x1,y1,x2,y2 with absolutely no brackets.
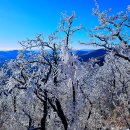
0,49,107,67
74,49,93,56
0,50,18,59
78,49,107,65
0,50,19,66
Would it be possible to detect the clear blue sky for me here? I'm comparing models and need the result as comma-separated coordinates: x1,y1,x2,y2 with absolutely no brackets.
0,0,129,50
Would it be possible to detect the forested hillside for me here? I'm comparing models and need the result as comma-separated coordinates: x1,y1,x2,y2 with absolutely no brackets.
0,1,130,130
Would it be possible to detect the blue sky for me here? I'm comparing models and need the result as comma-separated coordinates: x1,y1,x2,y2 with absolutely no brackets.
0,0,129,50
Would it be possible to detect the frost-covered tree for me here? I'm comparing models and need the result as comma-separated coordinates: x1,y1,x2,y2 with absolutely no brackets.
82,1,130,129
0,2,130,130
88,52,130,130
83,1,130,62
0,12,88,130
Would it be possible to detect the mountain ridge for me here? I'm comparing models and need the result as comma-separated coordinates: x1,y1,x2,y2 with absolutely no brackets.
0,49,107,66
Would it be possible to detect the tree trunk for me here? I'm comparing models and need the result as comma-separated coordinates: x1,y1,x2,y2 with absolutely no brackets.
41,90,48,130
55,99,68,130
